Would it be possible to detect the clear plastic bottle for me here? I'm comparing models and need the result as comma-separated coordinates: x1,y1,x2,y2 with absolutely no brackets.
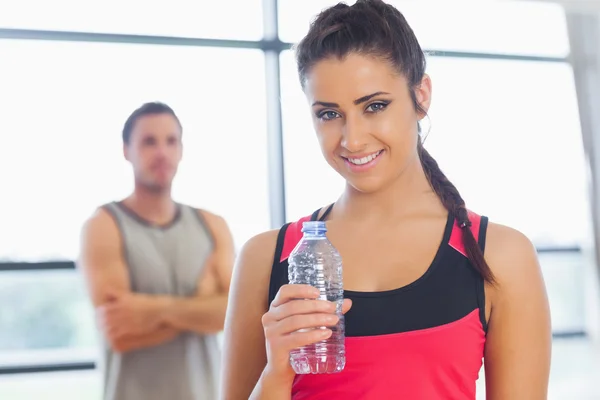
288,220,345,374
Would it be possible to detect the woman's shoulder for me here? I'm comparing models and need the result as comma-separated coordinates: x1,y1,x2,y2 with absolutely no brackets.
485,220,538,266
232,212,317,297
482,220,541,294
239,208,324,266
464,210,536,261
239,229,281,265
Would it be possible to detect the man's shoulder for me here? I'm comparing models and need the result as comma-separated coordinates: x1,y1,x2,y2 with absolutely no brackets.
79,205,122,254
186,206,225,227
83,204,119,232
185,206,232,244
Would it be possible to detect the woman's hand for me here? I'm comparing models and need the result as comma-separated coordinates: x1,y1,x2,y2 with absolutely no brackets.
260,284,352,381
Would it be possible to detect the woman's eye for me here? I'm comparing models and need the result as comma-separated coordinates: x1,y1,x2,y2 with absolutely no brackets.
319,110,340,121
366,102,388,113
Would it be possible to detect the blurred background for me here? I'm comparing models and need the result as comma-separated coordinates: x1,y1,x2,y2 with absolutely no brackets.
1,0,600,398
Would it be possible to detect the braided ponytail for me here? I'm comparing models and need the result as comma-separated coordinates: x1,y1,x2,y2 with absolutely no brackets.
418,140,495,284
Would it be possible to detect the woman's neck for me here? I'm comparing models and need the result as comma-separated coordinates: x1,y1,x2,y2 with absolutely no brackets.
336,157,445,223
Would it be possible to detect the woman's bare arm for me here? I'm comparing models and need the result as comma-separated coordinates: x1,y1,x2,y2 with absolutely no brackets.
484,222,552,399
220,229,288,400
220,227,351,400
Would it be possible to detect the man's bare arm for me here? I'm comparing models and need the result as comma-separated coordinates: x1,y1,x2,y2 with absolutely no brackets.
107,326,180,353
78,208,180,352
147,210,236,334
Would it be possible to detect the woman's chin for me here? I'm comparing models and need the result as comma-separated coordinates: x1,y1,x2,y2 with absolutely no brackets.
344,175,389,195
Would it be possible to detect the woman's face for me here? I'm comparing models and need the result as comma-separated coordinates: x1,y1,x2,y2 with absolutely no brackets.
303,53,431,194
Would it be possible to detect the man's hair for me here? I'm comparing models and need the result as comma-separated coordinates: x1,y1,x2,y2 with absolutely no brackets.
122,102,182,144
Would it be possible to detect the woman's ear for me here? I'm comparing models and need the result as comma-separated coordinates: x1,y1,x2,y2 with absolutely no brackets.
415,74,432,119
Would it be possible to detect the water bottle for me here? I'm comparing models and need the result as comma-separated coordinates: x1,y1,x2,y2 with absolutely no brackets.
288,220,345,374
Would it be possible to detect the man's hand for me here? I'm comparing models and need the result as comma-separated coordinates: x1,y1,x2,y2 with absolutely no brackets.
98,292,169,341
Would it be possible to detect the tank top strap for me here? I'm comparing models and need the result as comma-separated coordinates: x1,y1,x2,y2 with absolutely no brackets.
100,201,129,240
268,210,316,306
101,201,124,221
448,210,488,257
309,203,334,221
447,210,489,333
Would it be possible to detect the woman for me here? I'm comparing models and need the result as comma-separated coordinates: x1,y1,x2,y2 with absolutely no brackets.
221,0,551,398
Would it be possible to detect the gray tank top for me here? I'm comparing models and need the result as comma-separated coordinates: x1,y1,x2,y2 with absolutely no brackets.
99,201,221,400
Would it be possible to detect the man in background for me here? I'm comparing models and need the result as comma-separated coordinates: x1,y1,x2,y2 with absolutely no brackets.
78,102,234,400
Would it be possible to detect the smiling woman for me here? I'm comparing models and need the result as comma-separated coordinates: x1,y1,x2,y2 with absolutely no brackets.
221,1,551,399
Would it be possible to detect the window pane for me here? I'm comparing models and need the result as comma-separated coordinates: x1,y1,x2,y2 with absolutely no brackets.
0,270,98,367
0,371,100,400
278,0,569,57
0,40,270,261
538,251,587,332
423,57,589,248
0,0,263,40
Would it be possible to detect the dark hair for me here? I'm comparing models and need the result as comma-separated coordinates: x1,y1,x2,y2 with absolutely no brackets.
295,0,495,284
122,101,182,144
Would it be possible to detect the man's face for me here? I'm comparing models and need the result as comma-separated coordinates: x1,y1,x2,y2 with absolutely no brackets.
124,113,182,192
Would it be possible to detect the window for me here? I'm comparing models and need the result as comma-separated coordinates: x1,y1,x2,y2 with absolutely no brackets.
0,270,98,368
0,0,264,40
0,39,271,261
278,0,569,57
423,57,589,248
